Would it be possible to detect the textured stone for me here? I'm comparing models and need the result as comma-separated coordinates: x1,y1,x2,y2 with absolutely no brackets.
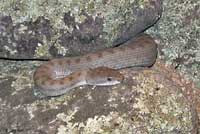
0,0,162,59
1,0,200,133
0,60,198,133
147,0,200,88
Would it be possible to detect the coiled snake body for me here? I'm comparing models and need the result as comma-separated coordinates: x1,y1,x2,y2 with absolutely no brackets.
33,34,157,96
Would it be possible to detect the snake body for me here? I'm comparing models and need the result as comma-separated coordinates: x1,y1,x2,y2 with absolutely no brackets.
33,34,157,96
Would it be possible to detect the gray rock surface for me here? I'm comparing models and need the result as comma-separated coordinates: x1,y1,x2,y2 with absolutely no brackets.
0,0,161,59
0,60,198,133
0,0,200,133
148,0,200,87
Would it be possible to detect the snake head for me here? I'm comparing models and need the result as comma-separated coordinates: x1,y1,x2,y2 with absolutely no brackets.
86,67,124,86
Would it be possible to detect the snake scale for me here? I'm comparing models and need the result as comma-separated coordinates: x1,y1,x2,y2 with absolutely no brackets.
33,34,157,96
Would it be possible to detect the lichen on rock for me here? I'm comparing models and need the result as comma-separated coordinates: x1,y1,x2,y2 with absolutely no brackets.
0,0,161,59
148,0,200,87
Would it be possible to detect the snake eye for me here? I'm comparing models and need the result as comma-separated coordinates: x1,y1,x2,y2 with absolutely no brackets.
107,77,112,81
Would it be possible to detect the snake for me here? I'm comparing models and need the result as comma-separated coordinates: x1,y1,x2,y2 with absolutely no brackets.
33,34,157,96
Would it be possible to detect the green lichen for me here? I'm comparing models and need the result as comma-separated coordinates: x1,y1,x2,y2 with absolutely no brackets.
56,111,147,134
133,73,193,133
34,40,51,58
147,0,200,87
138,0,151,9
99,0,138,44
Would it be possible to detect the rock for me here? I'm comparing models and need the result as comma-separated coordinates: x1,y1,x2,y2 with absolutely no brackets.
0,60,198,133
0,0,199,133
147,0,200,89
0,0,162,59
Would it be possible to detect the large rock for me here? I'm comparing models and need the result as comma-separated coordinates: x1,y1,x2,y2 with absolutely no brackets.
147,0,200,89
0,60,199,133
0,0,162,59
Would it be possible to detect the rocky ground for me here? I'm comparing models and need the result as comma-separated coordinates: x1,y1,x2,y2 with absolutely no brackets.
0,0,199,133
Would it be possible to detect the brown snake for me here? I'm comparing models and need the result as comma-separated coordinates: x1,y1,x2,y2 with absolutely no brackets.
33,34,157,96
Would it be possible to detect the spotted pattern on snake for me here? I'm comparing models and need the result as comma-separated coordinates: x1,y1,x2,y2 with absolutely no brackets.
33,34,158,96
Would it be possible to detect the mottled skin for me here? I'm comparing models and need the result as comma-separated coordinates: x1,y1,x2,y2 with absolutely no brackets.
33,34,157,96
